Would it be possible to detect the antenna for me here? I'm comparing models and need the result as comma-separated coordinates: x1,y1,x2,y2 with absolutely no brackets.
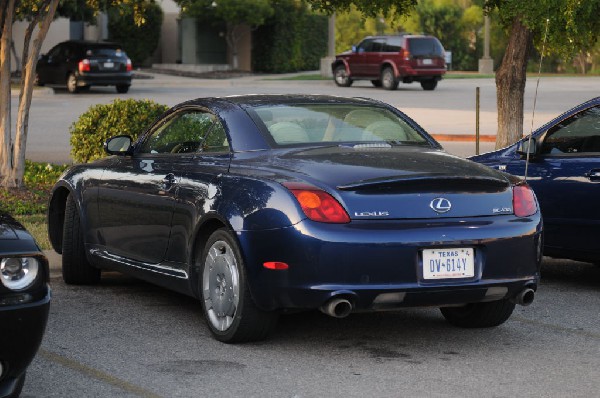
524,18,550,181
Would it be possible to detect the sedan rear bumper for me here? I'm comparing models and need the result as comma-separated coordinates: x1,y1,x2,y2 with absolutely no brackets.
237,215,542,311
77,72,132,87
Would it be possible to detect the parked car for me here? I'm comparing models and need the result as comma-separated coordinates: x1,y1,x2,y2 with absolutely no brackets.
332,34,446,91
35,40,132,94
48,95,541,343
471,97,600,264
0,212,50,398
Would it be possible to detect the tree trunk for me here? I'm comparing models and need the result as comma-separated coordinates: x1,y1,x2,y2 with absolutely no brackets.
11,0,59,188
494,17,532,149
0,0,15,186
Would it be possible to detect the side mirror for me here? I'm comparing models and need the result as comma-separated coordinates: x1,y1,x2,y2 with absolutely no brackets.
516,138,538,158
105,135,133,156
352,45,357,53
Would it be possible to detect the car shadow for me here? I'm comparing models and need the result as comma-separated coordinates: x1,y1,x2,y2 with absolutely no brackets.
540,257,600,289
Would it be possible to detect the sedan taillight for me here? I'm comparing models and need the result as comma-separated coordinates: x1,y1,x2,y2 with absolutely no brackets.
126,58,132,72
513,184,537,217
283,182,350,224
78,59,90,73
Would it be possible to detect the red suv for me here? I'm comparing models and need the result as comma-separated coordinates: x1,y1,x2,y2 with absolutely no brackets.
332,35,446,91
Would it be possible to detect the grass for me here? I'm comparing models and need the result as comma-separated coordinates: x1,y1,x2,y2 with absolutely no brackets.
1,161,69,250
16,213,51,250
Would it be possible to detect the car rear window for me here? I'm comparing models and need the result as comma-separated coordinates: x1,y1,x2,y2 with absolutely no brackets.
85,47,126,57
408,38,444,57
249,104,429,147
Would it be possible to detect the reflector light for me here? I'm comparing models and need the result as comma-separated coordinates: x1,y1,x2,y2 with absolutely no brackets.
78,59,90,73
513,184,537,217
283,183,350,224
263,262,289,270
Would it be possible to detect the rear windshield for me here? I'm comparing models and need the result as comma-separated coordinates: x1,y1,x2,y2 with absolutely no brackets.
85,47,126,57
408,38,444,57
248,104,429,147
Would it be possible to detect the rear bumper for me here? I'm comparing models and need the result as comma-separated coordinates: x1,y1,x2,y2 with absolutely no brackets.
397,66,446,81
237,215,542,311
0,287,50,396
77,72,131,87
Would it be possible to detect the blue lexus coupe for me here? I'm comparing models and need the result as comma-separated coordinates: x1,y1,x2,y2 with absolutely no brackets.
48,95,542,343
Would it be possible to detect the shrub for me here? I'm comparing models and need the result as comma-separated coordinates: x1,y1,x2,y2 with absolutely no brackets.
70,98,169,163
253,0,328,73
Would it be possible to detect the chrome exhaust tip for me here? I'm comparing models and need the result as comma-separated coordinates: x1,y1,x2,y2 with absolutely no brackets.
320,297,353,318
512,288,535,306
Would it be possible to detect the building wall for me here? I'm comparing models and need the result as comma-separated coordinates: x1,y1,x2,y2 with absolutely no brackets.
10,18,71,73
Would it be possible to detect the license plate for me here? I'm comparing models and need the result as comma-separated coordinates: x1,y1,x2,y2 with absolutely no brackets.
422,248,474,279
422,58,433,65
104,62,114,68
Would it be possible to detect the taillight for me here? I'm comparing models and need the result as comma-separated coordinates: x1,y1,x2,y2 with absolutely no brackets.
78,59,90,73
513,184,537,217
283,183,350,224
402,48,411,61
126,58,132,72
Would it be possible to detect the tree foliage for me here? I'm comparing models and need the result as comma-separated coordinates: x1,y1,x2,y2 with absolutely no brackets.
175,0,274,68
253,0,328,73
108,1,163,66
0,0,149,188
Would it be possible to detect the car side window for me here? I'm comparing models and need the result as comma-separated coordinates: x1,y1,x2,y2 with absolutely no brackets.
540,106,600,155
201,121,230,153
384,37,403,52
357,39,374,53
138,111,217,154
371,39,385,52
47,45,63,60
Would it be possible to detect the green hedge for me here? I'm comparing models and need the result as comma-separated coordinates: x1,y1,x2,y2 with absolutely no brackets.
108,1,163,66
70,99,169,163
253,0,328,73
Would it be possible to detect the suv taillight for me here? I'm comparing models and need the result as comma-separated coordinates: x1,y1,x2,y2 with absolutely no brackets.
401,49,411,61
78,59,90,73
126,58,132,72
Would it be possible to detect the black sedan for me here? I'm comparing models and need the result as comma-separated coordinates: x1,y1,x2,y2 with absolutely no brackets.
48,95,542,343
0,213,50,398
36,40,132,94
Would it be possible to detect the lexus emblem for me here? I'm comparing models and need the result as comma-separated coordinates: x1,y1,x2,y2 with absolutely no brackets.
430,197,452,213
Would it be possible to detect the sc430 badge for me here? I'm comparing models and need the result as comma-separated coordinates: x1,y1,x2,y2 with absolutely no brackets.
493,207,512,214
354,211,390,217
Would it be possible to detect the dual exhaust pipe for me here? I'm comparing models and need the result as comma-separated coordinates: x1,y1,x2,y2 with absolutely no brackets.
321,287,535,318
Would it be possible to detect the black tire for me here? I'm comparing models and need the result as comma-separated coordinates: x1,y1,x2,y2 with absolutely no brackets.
381,67,398,90
440,299,516,328
371,79,382,87
199,228,278,343
62,193,100,285
7,372,25,398
421,79,438,91
333,65,352,87
66,73,79,93
116,84,130,94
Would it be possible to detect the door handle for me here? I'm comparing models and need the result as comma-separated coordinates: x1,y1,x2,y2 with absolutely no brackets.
162,173,177,189
586,169,600,181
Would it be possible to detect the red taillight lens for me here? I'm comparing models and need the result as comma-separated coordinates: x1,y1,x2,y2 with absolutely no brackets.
284,183,350,224
78,59,90,73
126,58,132,72
402,49,411,61
513,184,537,217
263,262,289,270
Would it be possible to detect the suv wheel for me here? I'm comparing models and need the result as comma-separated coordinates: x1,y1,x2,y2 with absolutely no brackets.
333,65,352,87
421,79,438,91
381,67,398,90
